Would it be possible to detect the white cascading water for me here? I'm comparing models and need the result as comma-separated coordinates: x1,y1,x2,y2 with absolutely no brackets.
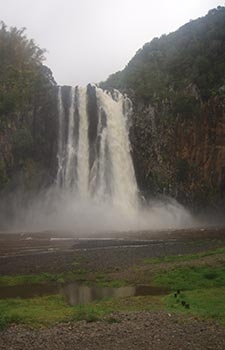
56,85,139,216
77,87,89,198
56,86,65,186
65,86,76,188
95,88,138,212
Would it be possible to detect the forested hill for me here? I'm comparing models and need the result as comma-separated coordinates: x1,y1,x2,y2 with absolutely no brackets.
0,22,57,193
101,6,225,102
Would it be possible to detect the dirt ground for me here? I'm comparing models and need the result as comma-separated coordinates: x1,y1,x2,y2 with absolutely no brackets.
0,227,225,349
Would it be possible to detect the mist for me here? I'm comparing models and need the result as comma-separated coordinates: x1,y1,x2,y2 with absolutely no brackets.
0,184,197,234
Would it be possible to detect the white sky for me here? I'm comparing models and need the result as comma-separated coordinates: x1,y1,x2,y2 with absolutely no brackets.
0,0,223,85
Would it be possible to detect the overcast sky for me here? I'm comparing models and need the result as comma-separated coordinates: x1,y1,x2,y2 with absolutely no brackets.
0,0,223,86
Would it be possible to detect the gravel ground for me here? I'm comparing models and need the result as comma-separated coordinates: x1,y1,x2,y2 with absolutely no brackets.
0,312,225,350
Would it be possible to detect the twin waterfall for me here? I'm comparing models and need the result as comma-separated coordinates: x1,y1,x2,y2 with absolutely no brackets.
56,85,138,215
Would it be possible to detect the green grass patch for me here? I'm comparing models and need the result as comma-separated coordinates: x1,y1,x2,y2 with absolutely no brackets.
143,247,225,264
0,269,88,287
165,287,225,325
0,273,59,287
153,265,225,290
0,294,163,329
95,278,128,288
0,295,74,328
83,273,128,288
0,269,128,291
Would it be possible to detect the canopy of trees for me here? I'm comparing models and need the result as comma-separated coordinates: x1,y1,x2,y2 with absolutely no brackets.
0,22,55,119
101,6,225,102
0,23,57,190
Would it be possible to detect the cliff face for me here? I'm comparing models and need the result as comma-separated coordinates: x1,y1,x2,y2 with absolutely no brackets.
130,90,225,210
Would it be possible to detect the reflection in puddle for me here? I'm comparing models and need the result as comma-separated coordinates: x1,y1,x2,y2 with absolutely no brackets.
61,283,168,306
0,282,168,303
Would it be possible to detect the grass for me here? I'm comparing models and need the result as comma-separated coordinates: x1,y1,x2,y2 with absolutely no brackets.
0,269,88,287
164,287,225,325
0,270,128,289
149,252,225,325
0,294,163,329
143,247,225,264
0,295,74,329
92,273,128,288
1,246,225,329
153,265,225,290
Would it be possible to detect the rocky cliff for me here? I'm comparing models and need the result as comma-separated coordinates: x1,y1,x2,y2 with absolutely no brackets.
130,89,225,211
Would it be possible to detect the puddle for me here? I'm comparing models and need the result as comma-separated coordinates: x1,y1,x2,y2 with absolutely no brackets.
0,282,169,303
61,283,168,305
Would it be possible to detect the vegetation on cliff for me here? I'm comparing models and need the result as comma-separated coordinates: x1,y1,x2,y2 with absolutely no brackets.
101,7,225,210
101,6,225,102
0,22,57,191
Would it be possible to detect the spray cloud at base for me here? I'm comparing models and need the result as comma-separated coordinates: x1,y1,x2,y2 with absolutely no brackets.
8,188,194,233
3,85,194,233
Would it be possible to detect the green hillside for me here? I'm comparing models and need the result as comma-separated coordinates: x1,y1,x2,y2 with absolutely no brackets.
101,6,225,102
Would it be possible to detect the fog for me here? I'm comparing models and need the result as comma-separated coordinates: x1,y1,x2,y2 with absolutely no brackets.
0,186,197,234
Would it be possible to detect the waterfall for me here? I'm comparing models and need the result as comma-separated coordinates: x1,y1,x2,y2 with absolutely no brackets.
9,85,192,232
56,85,138,214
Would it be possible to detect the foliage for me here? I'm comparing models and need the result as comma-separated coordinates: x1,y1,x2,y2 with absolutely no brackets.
101,6,225,103
0,22,56,189
0,22,49,116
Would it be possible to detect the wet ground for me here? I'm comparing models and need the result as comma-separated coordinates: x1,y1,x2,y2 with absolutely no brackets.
0,227,225,275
